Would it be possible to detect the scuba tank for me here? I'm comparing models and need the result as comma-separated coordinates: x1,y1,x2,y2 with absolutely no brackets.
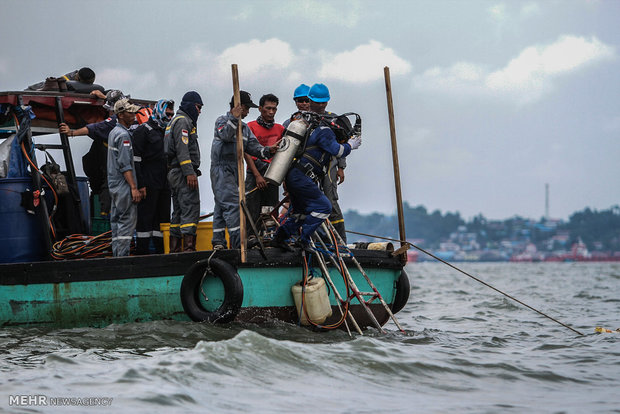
264,115,311,185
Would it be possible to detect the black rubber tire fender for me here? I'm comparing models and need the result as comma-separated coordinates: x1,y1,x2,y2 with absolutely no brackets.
391,269,410,314
180,258,244,323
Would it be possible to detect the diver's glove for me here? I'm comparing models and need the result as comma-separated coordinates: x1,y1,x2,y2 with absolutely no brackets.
348,135,362,150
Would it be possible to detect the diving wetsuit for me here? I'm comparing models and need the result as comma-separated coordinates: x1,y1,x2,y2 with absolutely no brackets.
275,125,352,247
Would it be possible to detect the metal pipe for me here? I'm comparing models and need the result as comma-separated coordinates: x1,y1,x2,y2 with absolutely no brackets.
309,239,363,335
315,228,385,332
54,96,86,233
325,222,405,332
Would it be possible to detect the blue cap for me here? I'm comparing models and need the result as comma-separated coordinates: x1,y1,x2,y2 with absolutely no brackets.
308,83,330,103
293,84,310,99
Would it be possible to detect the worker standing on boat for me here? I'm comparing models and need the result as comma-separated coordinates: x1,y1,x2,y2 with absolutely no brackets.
282,84,310,128
210,91,277,250
245,93,285,236
165,91,204,253
59,90,127,217
272,84,361,251
306,84,349,242
107,98,142,257
283,83,348,241
132,99,175,255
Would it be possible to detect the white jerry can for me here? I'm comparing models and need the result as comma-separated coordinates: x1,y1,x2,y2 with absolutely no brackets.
291,277,333,325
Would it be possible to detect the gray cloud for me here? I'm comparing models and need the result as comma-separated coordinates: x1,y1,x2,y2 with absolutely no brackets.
413,35,615,104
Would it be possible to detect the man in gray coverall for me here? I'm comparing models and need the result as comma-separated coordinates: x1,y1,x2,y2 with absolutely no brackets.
211,91,277,250
165,91,204,252
107,98,142,256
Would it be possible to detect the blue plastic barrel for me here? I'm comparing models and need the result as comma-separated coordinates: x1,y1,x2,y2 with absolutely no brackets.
0,177,46,263
0,176,91,263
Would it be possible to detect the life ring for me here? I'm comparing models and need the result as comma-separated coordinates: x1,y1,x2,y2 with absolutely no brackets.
391,270,410,314
180,258,244,323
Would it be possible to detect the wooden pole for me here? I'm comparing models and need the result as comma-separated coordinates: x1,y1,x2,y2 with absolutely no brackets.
231,64,247,262
384,66,406,247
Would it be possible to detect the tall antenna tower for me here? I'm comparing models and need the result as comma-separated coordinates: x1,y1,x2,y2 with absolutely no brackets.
545,183,549,220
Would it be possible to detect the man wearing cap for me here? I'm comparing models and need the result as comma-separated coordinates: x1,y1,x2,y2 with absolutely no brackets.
307,83,349,242
210,91,277,250
133,99,175,255
272,83,362,252
107,98,143,256
283,84,310,129
165,91,204,252
59,89,128,217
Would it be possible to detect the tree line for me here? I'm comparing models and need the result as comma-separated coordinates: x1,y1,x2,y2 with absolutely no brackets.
344,203,620,251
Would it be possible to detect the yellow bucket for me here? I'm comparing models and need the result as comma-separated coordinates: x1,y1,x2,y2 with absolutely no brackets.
160,222,228,253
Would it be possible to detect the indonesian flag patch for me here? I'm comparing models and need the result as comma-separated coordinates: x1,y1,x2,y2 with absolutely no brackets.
182,129,189,145
123,140,131,147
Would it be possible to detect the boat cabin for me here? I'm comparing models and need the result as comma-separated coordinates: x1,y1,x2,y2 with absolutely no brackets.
0,91,154,263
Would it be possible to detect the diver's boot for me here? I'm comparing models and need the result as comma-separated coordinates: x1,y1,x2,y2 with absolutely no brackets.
169,236,182,253
296,239,316,253
272,230,294,252
183,234,197,252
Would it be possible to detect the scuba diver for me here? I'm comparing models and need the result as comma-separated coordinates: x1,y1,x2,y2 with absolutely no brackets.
272,83,362,252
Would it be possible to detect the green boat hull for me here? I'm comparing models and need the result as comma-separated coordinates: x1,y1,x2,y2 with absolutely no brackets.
0,249,407,329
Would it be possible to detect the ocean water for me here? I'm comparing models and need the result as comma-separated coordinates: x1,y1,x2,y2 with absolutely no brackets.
1,262,618,413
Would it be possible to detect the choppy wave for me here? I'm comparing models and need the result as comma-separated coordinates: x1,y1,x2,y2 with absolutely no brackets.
1,262,619,413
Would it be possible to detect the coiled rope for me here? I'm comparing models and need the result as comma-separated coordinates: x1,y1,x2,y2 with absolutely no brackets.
51,231,113,260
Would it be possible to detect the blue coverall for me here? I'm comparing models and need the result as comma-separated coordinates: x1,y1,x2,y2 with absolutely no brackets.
276,126,352,245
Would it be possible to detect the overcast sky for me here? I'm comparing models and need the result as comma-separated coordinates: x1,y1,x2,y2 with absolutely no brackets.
2,0,619,220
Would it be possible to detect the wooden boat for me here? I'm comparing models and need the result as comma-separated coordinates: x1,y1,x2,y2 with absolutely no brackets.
0,248,408,329
0,91,410,331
